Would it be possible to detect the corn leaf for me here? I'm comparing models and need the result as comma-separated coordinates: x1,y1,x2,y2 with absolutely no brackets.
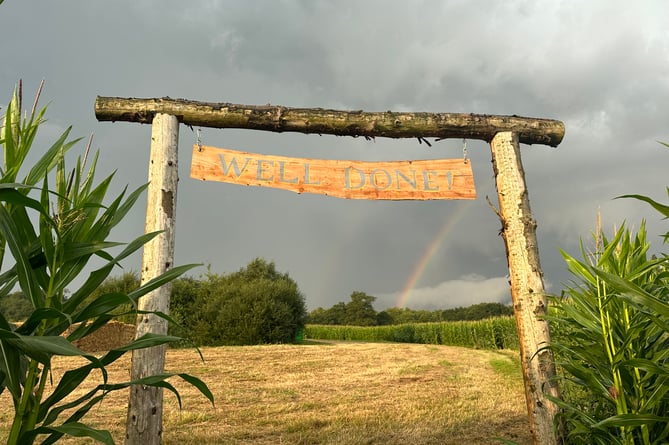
73,292,133,321
64,231,161,311
23,128,80,187
61,241,124,262
0,335,22,403
593,413,669,428
15,308,70,335
176,372,215,405
38,365,98,421
127,263,201,301
618,194,669,219
0,203,43,309
112,332,182,351
5,335,85,362
34,422,113,445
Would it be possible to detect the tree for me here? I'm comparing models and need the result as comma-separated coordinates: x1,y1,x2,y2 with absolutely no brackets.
307,302,346,325
328,302,347,324
305,307,330,324
382,307,415,324
343,291,377,326
465,302,514,320
375,310,393,326
441,303,513,321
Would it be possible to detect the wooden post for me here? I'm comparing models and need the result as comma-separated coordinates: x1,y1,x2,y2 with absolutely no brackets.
490,132,561,445
95,96,565,147
125,113,179,445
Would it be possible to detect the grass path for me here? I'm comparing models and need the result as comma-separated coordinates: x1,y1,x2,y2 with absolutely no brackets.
0,342,532,444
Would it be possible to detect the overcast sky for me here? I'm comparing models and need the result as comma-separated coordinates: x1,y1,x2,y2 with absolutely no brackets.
2,1,668,311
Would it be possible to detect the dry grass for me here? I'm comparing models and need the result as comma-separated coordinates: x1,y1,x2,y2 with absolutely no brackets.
0,342,532,444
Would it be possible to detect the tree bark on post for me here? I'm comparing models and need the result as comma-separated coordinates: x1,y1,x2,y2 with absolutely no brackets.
490,132,561,445
125,113,179,445
95,96,565,147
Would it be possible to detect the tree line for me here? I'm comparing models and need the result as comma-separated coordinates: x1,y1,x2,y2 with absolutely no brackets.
306,294,513,326
1,257,512,343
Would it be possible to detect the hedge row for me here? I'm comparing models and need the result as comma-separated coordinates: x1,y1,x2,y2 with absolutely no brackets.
305,316,519,350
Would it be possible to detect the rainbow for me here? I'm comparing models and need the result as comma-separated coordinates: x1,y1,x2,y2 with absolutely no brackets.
395,201,473,308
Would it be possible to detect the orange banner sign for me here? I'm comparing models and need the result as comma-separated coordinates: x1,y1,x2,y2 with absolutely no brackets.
190,145,476,200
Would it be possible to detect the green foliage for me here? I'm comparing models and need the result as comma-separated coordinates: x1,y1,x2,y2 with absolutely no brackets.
308,299,513,326
549,221,669,444
307,292,377,326
343,291,377,326
0,291,32,321
0,83,212,444
82,271,140,325
306,316,518,350
307,299,364,325
375,310,393,325
168,276,201,344
441,302,514,321
172,258,307,346
307,302,346,325
382,307,442,324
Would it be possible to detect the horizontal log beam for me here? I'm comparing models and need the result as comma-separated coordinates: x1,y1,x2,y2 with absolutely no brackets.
95,96,565,147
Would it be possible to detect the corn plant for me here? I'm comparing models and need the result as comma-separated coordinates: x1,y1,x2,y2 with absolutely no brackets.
548,220,669,445
0,83,213,444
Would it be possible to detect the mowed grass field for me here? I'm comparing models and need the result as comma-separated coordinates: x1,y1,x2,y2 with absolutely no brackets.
0,342,532,444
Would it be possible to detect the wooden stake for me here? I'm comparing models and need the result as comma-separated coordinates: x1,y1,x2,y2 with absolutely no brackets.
490,132,561,445
125,113,179,445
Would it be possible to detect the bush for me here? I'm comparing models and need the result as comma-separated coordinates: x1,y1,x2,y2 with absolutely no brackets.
176,258,307,346
167,276,201,344
0,291,32,321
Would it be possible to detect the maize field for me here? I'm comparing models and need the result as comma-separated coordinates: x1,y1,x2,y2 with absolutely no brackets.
305,316,519,350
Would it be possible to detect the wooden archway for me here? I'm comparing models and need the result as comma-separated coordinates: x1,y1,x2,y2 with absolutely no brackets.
96,97,565,445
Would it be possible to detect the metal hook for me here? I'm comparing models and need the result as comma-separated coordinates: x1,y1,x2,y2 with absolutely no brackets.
462,138,468,164
196,128,202,152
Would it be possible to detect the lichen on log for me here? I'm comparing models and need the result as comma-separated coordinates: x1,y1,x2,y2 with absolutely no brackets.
95,96,565,147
